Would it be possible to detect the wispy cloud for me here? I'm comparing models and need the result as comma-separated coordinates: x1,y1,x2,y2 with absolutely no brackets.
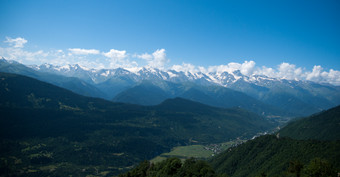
0,37,48,63
4,37,27,48
68,48,100,55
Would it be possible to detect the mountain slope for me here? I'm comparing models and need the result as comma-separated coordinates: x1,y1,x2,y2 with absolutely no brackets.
210,135,340,177
230,79,340,116
0,58,105,98
113,81,290,118
113,81,170,105
0,72,274,176
279,105,340,140
210,106,340,176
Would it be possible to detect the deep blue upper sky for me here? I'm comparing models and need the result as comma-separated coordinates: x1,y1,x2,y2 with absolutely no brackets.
0,0,339,70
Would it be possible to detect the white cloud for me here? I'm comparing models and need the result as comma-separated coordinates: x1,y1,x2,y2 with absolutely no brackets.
306,65,322,81
207,60,256,75
253,63,340,85
240,60,256,75
0,46,49,64
136,49,168,68
276,62,304,80
171,63,199,73
103,49,127,60
102,49,134,68
305,66,340,85
256,66,276,78
4,37,27,48
68,48,100,55
136,53,153,60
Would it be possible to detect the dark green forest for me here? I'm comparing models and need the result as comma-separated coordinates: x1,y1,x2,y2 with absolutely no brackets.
0,72,274,176
119,158,226,177
119,143,339,177
209,105,340,176
210,135,340,177
279,105,340,140
1,72,339,177
123,105,340,176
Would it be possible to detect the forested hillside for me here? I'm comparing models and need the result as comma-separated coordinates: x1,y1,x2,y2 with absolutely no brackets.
210,135,340,177
279,105,340,140
0,72,274,176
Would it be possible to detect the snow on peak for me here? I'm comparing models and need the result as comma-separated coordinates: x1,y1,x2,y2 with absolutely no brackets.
60,65,71,71
125,67,142,75
167,70,178,78
19,61,309,88
100,70,111,77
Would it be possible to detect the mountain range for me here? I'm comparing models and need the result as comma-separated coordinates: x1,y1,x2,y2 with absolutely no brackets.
1,57,340,118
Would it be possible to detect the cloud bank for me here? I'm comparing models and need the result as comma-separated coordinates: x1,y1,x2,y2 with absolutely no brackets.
0,37,339,85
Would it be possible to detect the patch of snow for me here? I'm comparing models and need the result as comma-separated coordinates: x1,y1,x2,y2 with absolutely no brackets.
100,70,111,77
78,65,90,71
167,71,178,78
125,67,142,75
60,65,71,70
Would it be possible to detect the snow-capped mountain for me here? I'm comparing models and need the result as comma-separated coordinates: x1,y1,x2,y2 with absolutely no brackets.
28,63,281,87
27,63,340,116
1,58,339,118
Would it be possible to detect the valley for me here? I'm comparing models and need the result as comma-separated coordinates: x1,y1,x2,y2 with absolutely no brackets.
0,72,276,176
1,1,339,176
0,60,339,176
151,139,247,163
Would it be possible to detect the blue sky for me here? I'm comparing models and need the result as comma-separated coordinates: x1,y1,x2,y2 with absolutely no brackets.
0,0,340,84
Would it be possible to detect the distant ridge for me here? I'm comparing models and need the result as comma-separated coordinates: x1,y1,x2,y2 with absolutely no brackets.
279,105,340,140
155,97,216,113
0,58,105,98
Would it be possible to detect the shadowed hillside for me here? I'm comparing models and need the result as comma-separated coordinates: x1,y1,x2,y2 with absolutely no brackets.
0,72,274,176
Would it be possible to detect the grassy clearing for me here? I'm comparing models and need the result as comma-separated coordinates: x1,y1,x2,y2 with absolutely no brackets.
150,145,212,163
150,139,246,163
163,145,212,158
